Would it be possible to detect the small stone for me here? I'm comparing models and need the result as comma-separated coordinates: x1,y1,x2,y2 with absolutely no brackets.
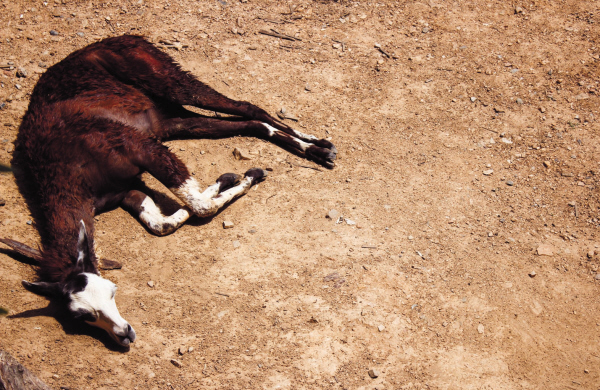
232,147,251,160
327,209,340,220
422,27,430,33
223,220,234,229
248,228,257,234
178,345,187,355
536,244,554,256
49,30,59,36
0,199,5,206
232,240,241,249
38,62,47,68
16,67,27,78
26,220,32,225
477,324,484,334
368,369,380,379
483,169,493,176
345,218,356,226
15,84,22,90
470,96,477,102
147,281,154,288
488,232,493,237
516,98,524,104
515,6,524,13
587,250,595,259
543,161,551,168
52,374,59,379
188,346,194,353
506,180,514,186
595,274,600,280
408,235,414,240
501,138,512,144
170,359,182,368
493,106,506,113
384,205,391,210
584,369,589,374
529,270,536,278
76,32,85,37
377,325,385,332
539,107,546,113
305,83,311,91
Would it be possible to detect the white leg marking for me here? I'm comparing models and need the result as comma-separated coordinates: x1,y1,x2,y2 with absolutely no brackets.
171,177,254,217
139,197,190,236
291,128,319,142
260,122,312,151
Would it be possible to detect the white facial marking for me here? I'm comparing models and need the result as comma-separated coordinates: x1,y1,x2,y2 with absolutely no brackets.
69,274,134,345
139,197,190,235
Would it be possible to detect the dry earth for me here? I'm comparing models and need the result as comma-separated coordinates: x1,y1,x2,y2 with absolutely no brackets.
1,0,600,389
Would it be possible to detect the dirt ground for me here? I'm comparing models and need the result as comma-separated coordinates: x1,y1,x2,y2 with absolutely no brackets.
1,0,599,389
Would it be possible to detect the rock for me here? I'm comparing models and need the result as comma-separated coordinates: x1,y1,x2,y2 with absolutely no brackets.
543,161,551,168
408,235,414,240
327,209,340,220
232,240,241,249
470,96,477,102
0,199,5,206
536,244,554,256
49,30,59,36
16,68,27,78
188,346,194,353
248,228,257,234
515,6,524,13
178,346,186,355
76,32,85,37
26,220,32,225
595,274,600,280
494,106,506,113
483,169,493,176
377,325,385,332
147,281,154,288
345,218,356,226
232,147,251,160
506,180,514,186
516,98,524,104
170,359,182,368
368,369,380,379
223,220,234,229
529,271,537,278
384,205,391,210
501,138,512,144
422,27,430,33
587,250,595,259
305,83,311,91
477,324,484,334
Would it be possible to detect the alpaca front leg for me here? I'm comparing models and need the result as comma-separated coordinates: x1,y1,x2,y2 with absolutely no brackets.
122,190,190,236
170,169,267,218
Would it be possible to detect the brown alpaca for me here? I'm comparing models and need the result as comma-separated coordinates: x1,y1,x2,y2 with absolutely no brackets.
2,35,336,347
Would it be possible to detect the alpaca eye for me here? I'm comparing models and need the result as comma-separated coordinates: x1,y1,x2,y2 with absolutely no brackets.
73,309,97,323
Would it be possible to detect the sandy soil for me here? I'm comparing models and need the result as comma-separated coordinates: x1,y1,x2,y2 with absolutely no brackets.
1,1,599,389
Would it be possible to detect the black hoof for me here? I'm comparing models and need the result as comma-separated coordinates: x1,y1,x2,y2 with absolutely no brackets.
306,144,337,169
244,168,268,183
217,173,241,192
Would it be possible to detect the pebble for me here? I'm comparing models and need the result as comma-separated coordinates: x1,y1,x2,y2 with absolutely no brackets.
76,32,85,37
52,374,59,379
188,346,194,353
248,228,257,234
345,218,356,226
516,98,524,104
170,359,182,368
377,325,385,332
422,27,430,33
587,250,596,258
543,161,551,168
232,147,251,160
232,240,241,249
536,244,554,256
595,274,600,280
408,235,414,240
178,345,187,355
223,220,234,229
501,138,512,144
26,220,32,225
529,271,537,278
147,281,154,288
16,67,27,78
15,84,22,90
327,209,340,220
368,369,380,379
49,30,59,36
0,199,5,206
483,169,493,176
506,180,514,186
305,83,311,91
384,205,391,210
470,96,477,102
477,324,484,334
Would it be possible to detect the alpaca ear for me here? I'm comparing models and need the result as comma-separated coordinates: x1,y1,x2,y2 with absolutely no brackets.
75,220,95,273
22,280,62,297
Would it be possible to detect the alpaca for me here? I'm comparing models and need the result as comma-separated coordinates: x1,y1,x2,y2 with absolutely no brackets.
2,35,336,347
